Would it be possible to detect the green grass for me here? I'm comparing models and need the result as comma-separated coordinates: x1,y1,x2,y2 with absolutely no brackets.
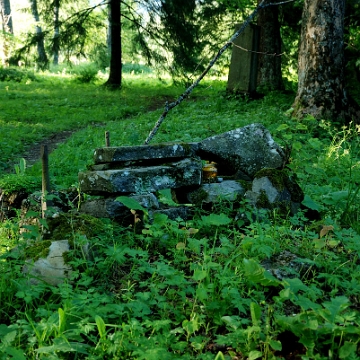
1,70,360,359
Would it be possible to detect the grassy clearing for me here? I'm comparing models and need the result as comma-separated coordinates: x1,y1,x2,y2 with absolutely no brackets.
1,72,360,359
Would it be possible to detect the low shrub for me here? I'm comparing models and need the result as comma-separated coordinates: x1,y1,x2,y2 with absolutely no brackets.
0,67,36,82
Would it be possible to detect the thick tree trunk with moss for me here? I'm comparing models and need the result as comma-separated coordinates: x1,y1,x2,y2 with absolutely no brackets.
105,0,122,89
0,0,13,65
293,0,360,122
30,0,48,70
256,0,284,91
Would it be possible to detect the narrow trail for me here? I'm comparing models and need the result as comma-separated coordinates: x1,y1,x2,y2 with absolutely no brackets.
7,96,177,172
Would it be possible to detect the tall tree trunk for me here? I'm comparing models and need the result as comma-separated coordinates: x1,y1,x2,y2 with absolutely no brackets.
30,0,48,70
53,0,60,65
107,1,111,55
0,0,13,65
256,0,284,91
105,0,122,89
293,0,360,122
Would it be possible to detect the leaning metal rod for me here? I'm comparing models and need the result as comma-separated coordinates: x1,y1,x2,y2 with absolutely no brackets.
143,0,294,145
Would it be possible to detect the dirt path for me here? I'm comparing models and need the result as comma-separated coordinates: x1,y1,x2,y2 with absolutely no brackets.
21,131,76,168
9,96,177,172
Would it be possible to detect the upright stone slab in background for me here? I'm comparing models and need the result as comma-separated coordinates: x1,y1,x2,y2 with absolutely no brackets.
227,23,260,94
79,158,202,195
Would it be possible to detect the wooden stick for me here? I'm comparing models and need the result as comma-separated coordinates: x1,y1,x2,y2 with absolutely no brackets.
105,131,110,147
41,145,51,218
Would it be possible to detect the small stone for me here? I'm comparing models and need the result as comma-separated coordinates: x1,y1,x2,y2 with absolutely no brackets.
23,240,73,286
185,180,246,205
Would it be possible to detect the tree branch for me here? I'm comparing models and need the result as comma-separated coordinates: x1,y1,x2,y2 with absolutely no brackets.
143,0,295,145
231,42,284,56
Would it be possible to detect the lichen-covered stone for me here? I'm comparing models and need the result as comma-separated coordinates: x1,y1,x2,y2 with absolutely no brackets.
80,194,159,219
79,158,202,195
185,180,246,205
198,123,285,177
94,142,199,164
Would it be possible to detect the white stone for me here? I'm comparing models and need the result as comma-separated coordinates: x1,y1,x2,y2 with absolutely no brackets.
23,240,72,286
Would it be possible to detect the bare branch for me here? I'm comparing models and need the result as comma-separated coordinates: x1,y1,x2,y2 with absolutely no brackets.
231,42,284,56
143,0,295,145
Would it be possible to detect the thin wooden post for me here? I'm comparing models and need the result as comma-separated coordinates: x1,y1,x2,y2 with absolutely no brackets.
41,145,51,218
105,131,110,147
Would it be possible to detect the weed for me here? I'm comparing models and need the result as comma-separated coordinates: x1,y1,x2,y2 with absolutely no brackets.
0,73,360,358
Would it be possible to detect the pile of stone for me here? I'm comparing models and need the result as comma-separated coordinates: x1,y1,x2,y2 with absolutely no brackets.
16,123,305,286
79,123,304,222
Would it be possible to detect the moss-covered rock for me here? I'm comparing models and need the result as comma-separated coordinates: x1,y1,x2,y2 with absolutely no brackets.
254,168,304,203
23,240,73,286
44,212,106,241
23,240,52,262
246,168,304,217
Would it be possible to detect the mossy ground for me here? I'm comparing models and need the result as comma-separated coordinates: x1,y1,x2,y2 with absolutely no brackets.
23,240,52,261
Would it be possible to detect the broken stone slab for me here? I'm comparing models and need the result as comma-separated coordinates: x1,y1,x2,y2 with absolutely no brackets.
94,142,199,164
80,193,159,219
79,158,202,195
184,180,247,205
198,123,286,178
23,240,73,286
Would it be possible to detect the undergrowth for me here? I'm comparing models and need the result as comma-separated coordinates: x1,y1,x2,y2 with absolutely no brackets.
1,72,360,359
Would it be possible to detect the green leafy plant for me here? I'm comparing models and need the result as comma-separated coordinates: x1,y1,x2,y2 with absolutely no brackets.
0,74,360,359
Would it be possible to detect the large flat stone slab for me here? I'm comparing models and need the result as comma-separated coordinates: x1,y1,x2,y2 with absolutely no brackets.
79,158,202,195
198,123,285,178
94,142,199,164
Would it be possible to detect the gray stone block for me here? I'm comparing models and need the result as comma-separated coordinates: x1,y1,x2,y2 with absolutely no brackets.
186,180,246,205
94,142,199,164
79,158,202,195
199,123,285,178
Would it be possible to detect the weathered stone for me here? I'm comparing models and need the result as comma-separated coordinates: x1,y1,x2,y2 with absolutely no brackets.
79,158,202,195
198,123,285,178
80,194,159,219
94,142,199,164
262,251,312,280
245,168,304,216
185,180,246,205
23,240,72,286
